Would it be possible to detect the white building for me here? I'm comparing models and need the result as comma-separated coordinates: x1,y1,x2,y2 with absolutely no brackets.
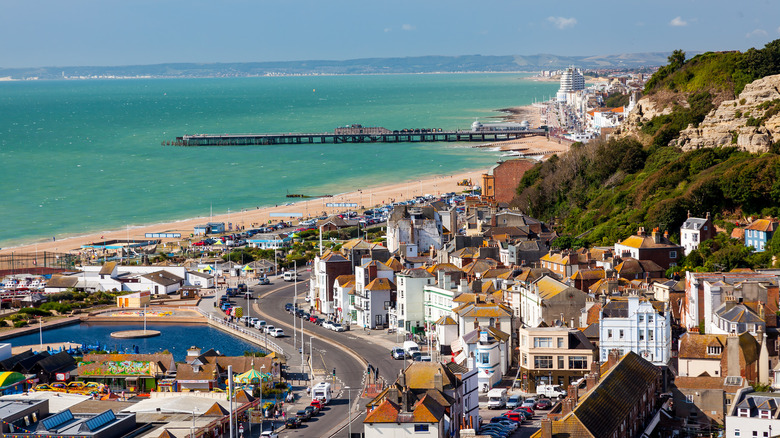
556,67,585,103
680,213,714,256
423,270,467,326
386,205,443,254
395,268,435,333
351,260,396,329
726,388,780,438
598,295,672,367
332,275,355,324
451,328,510,391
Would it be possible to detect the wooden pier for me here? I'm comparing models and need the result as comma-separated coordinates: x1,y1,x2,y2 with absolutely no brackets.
167,127,546,147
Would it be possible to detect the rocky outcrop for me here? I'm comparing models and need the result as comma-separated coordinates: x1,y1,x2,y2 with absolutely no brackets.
676,74,780,152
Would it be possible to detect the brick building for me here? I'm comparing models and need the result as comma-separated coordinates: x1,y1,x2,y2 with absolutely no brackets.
481,159,536,204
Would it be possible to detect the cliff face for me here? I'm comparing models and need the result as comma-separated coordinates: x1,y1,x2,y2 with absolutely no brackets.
676,74,780,152
622,74,780,152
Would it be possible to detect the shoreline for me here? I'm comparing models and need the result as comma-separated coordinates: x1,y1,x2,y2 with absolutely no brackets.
2,102,568,256
0,167,492,255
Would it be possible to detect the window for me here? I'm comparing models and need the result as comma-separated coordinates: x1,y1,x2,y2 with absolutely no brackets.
670,251,677,259
639,330,645,341
479,353,490,365
414,424,429,432
685,394,693,403
558,356,564,369
521,335,527,346
638,314,644,323
649,330,654,341
522,353,527,366
557,338,564,348
707,346,722,355
569,356,587,369
535,356,553,369
734,429,740,437
607,329,613,339
759,409,772,419
534,337,553,348
619,329,624,339
648,315,653,323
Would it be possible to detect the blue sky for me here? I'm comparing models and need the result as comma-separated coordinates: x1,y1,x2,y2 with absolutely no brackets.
2,0,779,68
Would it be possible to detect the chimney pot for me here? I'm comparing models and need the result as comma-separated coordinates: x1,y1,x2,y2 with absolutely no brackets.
540,419,553,438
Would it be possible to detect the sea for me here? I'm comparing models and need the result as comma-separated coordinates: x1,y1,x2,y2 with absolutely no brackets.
0,73,559,249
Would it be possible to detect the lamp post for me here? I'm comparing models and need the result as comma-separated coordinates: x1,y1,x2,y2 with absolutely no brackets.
259,364,266,432
190,407,197,438
344,386,352,438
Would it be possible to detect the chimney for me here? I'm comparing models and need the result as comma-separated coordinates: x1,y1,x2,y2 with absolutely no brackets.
567,384,577,403
472,279,482,294
663,230,669,240
706,212,711,220
652,228,661,244
637,227,645,236
607,349,620,370
402,387,410,412
586,373,597,392
590,360,600,377
434,369,443,392
561,398,574,415
727,332,740,377
399,369,406,388
540,419,553,438
388,386,399,404
687,210,691,218
458,278,469,294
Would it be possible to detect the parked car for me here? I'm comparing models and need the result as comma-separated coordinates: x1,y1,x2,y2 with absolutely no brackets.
331,323,345,332
391,347,405,360
264,325,276,334
270,328,285,337
510,408,533,420
514,406,534,416
258,277,271,285
296,409,311,421
534,398,553,410
502,412,525,423
259,431,278,438
303,406,316,418
521,398,536,409
285,416,301,429
506,395,521,409
254,320,266,330
310,399,324,411
322,320,334,330
284,303,293,312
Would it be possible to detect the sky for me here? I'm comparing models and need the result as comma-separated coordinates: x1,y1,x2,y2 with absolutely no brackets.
2,0,779,68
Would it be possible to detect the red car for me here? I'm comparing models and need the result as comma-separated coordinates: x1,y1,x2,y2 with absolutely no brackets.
502,412,525,423
514,406,534,416
310,399,323,411
534,398,553,410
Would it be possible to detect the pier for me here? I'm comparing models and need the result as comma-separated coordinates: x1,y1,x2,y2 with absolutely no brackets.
167,126,547,147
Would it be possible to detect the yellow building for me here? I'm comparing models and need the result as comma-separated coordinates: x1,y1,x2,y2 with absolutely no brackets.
117,291,151,308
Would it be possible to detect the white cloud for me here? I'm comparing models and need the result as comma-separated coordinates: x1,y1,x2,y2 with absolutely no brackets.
401,24,415,31
746,28,768,38
547,16,577,30
669,16,688,27
384,28,391,33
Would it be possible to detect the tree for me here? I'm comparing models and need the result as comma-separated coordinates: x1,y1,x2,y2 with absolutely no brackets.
668,49,686,70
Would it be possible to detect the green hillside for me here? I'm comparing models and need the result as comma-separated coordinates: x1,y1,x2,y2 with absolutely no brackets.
513,39,780,271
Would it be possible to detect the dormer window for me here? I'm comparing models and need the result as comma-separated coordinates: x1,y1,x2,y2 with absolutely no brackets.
707,346,722,355
738,408,750,417
759,409,772,419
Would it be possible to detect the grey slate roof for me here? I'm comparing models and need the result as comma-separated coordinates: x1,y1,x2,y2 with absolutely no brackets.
681,217,709,230
715,303,764,324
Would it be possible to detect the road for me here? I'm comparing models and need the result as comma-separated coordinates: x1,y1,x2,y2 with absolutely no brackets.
242,273,407,437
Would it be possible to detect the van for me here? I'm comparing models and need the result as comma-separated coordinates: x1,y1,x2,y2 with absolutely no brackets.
403,341,420,358
312,382,332,405
487,388,508,409
283,271,298,282
536,384,567,399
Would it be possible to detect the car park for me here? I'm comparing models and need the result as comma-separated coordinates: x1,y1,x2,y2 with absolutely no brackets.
502,412,525,423
514,406,534,416
391,347,405,359
510,408,533,420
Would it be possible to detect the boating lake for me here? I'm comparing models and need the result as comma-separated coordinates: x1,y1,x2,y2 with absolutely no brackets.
6,322,261,360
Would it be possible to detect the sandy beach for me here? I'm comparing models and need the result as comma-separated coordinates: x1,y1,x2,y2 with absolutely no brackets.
1,104,569,257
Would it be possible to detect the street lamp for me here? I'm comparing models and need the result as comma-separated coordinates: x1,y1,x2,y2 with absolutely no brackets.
344,386,352,438
259,364,266,432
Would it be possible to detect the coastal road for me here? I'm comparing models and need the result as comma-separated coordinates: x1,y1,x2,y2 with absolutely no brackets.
249,274,408,436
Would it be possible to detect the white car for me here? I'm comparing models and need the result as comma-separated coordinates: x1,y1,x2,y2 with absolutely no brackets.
260,431,278,438
270,328,285,337
331,323,345,332
322,320,334,330
264,325,276,334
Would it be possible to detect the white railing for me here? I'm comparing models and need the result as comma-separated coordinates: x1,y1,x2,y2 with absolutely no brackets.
195,307,286,357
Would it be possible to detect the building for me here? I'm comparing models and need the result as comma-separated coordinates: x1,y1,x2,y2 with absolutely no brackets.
116,291,150,308
682,270,778,331
386,205,443,254
614,227,683,270
725,388,780,438
332,275,355,324
671,376,744,430
511,275,588,328
539,249,595,278
598,296,672,366
395,268,435,334
745,218,779,252
517,327,596,392
680,212,715,256
555,67,585,103
76,353,175,392
364,362,477,438
0,398,136,438
351,260,396,329
534,351,662,438
451,328,510,391
247,233,291,250
309,251,352,316
423,269,466,327
481,159,537,204
677,332,759,383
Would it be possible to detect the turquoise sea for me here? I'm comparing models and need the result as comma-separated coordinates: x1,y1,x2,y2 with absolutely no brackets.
0,74,558,248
